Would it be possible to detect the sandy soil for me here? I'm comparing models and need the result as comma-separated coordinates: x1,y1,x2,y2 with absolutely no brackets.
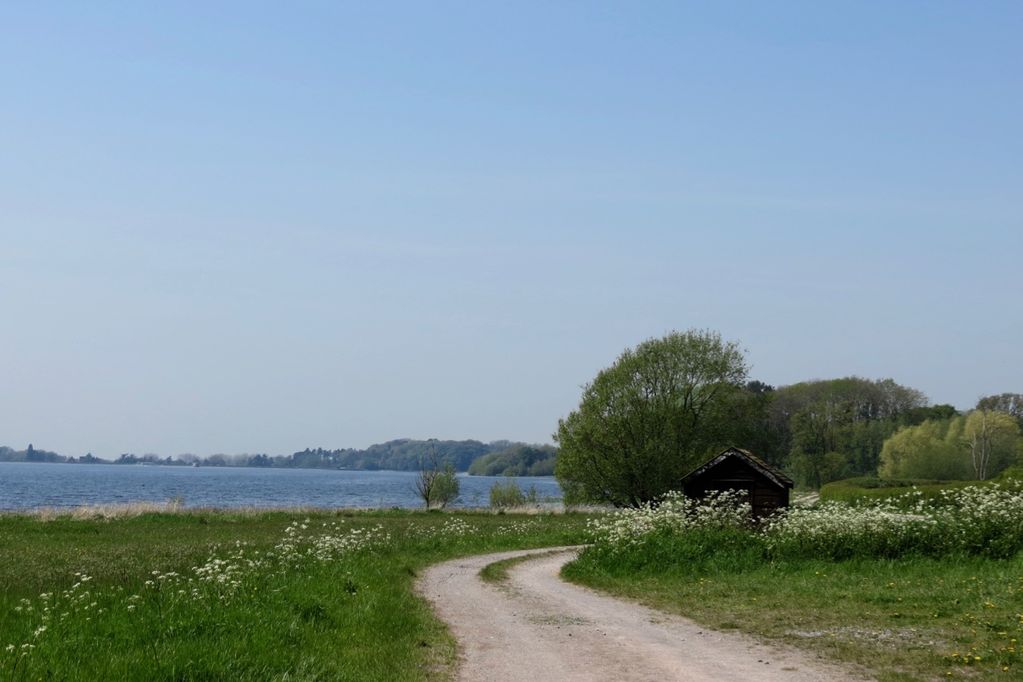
419,547,870,681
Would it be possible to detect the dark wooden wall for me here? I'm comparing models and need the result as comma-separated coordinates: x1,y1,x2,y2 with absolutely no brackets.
682,457,789,518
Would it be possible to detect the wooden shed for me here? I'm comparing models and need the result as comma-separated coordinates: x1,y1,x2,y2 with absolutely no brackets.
681,447,793,518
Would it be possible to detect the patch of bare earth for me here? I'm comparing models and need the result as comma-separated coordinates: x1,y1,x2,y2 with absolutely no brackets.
419,547,871,681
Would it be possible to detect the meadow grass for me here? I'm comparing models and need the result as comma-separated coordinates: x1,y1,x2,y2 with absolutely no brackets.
0,508,592,681
820,477,1010,506
564,550,1023,681
564,486,1023,681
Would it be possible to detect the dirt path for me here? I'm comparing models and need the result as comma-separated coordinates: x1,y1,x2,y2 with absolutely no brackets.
419,547,869,682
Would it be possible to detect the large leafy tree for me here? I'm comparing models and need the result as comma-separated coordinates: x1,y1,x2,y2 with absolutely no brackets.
963,410,1020,480
554,329,752,507
878,418,970,480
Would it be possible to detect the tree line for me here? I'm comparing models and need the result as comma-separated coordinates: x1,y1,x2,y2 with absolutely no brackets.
554,329,1023,506
0,438,556,475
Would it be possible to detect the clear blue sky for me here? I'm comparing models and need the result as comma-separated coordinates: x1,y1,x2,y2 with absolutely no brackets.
2,2,1020,457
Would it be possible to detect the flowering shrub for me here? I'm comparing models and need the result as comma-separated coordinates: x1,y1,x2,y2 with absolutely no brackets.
586,490,752,554
765,484,1023,559
762,502,936,559
586,483,1023,562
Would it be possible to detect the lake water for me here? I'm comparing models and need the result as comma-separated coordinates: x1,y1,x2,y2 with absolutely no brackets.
0,462,563,511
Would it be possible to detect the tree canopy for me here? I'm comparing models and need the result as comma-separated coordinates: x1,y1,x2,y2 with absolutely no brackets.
879,410,1020,481
976,393,1023,430
878,418,970,480
554,329,753,507
766,377,934,487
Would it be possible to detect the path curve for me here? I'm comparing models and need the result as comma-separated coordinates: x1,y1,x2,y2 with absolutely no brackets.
418,547,869,682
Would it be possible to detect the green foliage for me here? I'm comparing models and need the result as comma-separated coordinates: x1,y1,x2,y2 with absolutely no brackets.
878,411,1020,481
724,380,787,466
579,526,768,576
555,329,754,507
414,455,460,509
488,480,538,508
432,463,460,508
289,439,498,471
468,444,557,476
998,465,1023,481
879,418,971,480
976,392,1023,429
769,377,932,487
963,410,1021,480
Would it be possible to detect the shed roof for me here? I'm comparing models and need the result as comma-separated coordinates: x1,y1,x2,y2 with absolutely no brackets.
681,447,794,490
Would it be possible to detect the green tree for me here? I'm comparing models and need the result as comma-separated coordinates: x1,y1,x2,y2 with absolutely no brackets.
726,381,786,467
878,418,970,480
878,411,1021,481
963,409,1020,480
554,329,751,507
431,462,460,508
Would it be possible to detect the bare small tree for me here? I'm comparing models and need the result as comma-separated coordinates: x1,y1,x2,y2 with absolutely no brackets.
414,446,460,509
414,455,440,508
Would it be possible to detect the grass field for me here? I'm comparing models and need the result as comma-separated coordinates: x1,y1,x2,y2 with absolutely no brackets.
0,508,591,681
565,550,1023,681
562,486,1023,681
819,476,1009,505
7,489,1023,682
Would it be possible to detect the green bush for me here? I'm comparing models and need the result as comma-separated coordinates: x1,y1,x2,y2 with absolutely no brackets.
489,480,537,508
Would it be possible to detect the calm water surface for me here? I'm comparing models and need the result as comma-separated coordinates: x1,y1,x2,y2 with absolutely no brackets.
0,462,562,510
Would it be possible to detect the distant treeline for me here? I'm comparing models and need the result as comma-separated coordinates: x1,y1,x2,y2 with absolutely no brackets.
0,439,558,476
467,444,557,476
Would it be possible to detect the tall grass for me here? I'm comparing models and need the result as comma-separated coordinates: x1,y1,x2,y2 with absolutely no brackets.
819,476,1013,505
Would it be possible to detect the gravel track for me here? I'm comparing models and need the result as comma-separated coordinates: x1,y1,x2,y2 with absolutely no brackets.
419,546,869,681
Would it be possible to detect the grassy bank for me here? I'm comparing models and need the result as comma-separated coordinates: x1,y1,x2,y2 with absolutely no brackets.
563,487,1023,681
819,476,1003,505
565,549,1023,681
0,508,591,681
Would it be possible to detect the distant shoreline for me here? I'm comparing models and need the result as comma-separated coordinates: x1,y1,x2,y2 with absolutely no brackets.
0,459,557,477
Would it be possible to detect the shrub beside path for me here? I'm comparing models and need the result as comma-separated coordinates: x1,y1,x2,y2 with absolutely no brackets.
419,547,869,682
